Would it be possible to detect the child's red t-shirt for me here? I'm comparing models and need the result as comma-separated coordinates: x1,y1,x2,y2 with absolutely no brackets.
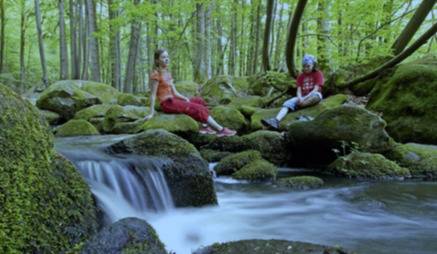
296,70,324,96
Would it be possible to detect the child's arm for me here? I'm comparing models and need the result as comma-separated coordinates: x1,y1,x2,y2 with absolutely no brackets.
144,80,158,120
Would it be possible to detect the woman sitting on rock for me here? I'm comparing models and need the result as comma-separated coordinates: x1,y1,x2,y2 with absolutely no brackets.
143,48,237,137
262,54,324,129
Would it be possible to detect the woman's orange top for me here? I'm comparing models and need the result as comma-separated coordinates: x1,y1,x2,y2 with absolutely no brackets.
150,70,174,102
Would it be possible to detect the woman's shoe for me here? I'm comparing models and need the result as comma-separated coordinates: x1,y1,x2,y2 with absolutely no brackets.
199,126,217,135
216,127,237,137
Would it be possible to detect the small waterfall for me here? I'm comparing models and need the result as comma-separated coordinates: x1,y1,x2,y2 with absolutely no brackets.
57,143,174,217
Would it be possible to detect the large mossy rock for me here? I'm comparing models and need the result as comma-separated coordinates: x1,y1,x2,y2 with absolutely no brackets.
328,151,410,180
210,105,247,132
200,75,238,105
286,105,393,166
174,80,200,97
74,104,113,132
136,114,199,134
385,143,437,179
36,80,101,120
55,119,100,137
250,94,348,131
248,71,295,96
232,159,277,181
81,217,166,254
80,81,120,104
108,129,217,207
367,59,437,144
277,176,324,190
193,239,351,254
214,150,262,175
39,109,61,125
103,105,148,134
117,93,147,106
0,84,97,253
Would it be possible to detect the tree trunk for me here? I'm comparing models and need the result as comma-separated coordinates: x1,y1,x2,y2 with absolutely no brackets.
19,0,26,92
228,0,238,75
0,0,5,73
124,0,142,93
345,22,437,88
262,0,274,71
85,0,100,81
59,0,69,79
34,0,48,87
245,0,257,75
239,0,246,76
80,0,89,79
252,0,261,74
273,1,284,69
286,0,308,78
316,0,330,71
69,0,80,79
391,0,436,55
215,4,225,76
108,0,121,89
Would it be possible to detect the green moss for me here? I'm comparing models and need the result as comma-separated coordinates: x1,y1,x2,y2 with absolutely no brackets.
81,81,120,104
248,71,295,96
242,130,287,165
210,105,247,132
174,80,200,97
328,151,410,180
117,93,147,106
56,119,100,137
103,105,149,134
39,109,60,125
200,149,232,162
215,150,262,175
385,143,437,179
367,60,437,143
233,76,250,91
232,159,277,181
278,176,324,190
137,114,199,134
0,84,97,253
200,75,238,105
74,104,113,121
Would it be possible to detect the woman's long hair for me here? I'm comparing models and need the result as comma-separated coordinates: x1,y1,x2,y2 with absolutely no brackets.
153,48,167,72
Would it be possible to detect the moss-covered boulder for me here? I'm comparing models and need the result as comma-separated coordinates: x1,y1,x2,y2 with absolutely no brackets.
0,84,97,253
108,129,217,207
80,81,120,104
328,151,410,180
214,150,262,175
81,217,166,254
174,80,200,97
367,60,437,144
286,105,393,166
248,71,295,96
74,104,113,132
117,93,147,106
251,94,348,131
103,105,149,134
277,176,324,190
232,159,277,181
136,114,199,134
229,95,264,109
36,80,101,120
194,239,350,254
199,149,232,162
211,105,247,132
385,143,437,179
39,109,61,125
55,119,100,137
200,75,238,105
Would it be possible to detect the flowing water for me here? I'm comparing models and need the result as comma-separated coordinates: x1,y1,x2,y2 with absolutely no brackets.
55,135,437,254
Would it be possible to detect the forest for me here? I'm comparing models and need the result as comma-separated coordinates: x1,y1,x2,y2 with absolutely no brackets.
0,0,435,93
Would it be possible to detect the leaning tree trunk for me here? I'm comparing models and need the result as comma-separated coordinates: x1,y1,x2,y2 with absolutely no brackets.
85,0,100,82
34,0,48,87
345,22,437,88
124,0,142,93
59,0,69,79
0,0,5,73
391,0,436,55
262,0,274,71
285,0,308,78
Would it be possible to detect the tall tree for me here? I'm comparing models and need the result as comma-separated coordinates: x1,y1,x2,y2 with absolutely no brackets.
391,0,436,55
316,0,330,70
285,0,308,78
19,0,27,92
34,0,48,87
228,0,238,75
124,0,142,93
262,0,274,71
252,0,262,74
0,0,4,73
193,3,208,83
85,0,101,81
69,0,80,79
59,0,69,79
108,0,121,89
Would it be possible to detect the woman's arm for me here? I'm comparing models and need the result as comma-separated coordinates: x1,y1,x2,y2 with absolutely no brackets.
144,80,158,120
170,83,189,101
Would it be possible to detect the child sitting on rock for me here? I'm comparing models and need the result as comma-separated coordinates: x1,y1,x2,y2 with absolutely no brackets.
144,48,236,137
262,54,324,129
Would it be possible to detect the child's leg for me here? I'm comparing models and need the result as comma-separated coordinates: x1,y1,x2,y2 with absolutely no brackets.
298,92,322,108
